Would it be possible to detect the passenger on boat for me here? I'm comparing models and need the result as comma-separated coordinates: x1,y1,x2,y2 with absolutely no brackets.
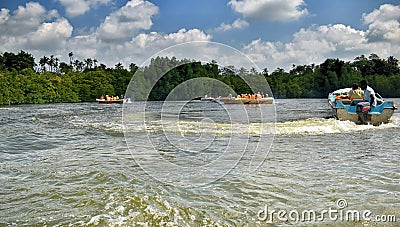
360,80,377,106
348,83,364,103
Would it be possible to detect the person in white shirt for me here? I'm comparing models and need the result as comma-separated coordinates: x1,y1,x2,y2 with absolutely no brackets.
360,80,377,106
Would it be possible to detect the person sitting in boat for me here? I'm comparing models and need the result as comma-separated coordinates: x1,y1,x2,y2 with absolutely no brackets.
360,80,377,106
99,95,105,101
348,83,364,104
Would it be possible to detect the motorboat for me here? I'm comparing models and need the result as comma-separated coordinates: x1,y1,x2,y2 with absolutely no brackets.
199,94,274,104
96,95,125,104
328,88,396,125
219,97,274,104
96,98,124,104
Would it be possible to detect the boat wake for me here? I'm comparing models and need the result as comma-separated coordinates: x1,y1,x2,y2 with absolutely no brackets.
67,112,400,137
275,117,399,135
122,116,399,137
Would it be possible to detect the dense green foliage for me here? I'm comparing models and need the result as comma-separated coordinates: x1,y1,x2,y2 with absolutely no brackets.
267,54,400,98
0,51,135,105
138,57,254,101
131,54,400,100
0,50,399,105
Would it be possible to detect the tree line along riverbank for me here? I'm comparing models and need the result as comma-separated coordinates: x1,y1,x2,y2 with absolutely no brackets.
1,51,399,105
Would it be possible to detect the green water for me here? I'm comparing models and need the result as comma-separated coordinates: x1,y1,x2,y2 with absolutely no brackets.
1,99,399,226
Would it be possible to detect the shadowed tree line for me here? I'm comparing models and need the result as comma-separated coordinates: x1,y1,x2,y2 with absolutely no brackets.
0,51,135,105
267,54,400,98
0,50,399,105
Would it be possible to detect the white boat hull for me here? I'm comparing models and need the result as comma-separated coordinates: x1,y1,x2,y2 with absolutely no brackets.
328,88,396,126
219,97,274,104
334,108,394,126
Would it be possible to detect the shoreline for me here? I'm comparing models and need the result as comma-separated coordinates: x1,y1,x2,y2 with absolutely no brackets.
2,97,400,107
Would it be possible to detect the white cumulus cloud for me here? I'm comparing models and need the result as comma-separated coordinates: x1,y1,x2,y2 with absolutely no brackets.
0,8,10,24
68,35,98,59
2,1,399,75
96,0,158,42
101,28,213,67
28,18,73,51
0,2,48,36
363,4,400,42
242,23,399,71
0,2,72,55
215,18,249,32
58,0,111,17
228,0,308,22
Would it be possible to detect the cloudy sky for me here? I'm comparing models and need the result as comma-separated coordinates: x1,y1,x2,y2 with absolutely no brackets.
1,0,399,71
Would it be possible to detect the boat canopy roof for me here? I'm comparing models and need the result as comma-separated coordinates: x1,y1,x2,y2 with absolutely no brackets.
330,88,351,95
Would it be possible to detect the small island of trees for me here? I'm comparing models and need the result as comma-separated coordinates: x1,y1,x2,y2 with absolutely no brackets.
0,50,399,105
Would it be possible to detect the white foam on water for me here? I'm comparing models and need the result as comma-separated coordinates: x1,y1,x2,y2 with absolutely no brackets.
124,116,400,136
69,117,124,133
275,117,399,135
72,113,400,137
0,107,19,110
85,193,190,226
382,114,400,128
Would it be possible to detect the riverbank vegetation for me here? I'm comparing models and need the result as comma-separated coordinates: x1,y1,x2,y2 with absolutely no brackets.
1,50,399,105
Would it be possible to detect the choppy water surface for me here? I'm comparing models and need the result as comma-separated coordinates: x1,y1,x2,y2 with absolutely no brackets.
1,99,399,226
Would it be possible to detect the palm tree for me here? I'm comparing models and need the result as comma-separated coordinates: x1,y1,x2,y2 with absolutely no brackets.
129,63,137,72
262,67,269,76
49,55,55,72
74,59,84,72
39,56,49,72
54,57,59,73
84,58,93,69
115,62,123,70
68,52,74,66
59,62,71,74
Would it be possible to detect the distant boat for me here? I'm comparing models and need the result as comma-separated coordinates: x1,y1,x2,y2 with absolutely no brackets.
199,95,274,104
328,88,397,125
200,96,216,102
196,95,220,103
96,98,124,104
219,97,274,104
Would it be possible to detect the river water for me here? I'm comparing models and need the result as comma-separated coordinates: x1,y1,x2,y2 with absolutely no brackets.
1,99,399,226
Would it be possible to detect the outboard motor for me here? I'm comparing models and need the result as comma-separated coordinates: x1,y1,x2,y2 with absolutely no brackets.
356,102,370,124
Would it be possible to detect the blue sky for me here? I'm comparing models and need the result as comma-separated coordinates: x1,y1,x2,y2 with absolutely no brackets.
1,0,399,70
